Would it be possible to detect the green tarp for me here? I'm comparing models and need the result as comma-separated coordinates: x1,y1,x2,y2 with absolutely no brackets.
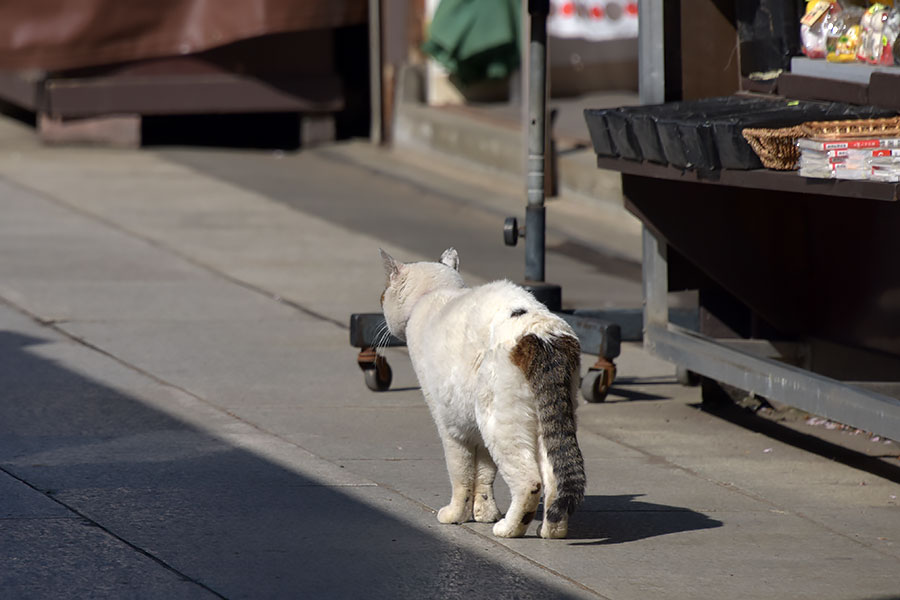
422,0,521,86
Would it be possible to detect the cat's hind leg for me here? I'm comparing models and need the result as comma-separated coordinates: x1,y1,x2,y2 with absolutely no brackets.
436,434,475,524
473,445,502,523
491,459,542,538
483,420,542,537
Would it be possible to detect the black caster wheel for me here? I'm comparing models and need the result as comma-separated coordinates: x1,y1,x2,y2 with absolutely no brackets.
503,217,519,246
358,348,393,392
364,357,393,392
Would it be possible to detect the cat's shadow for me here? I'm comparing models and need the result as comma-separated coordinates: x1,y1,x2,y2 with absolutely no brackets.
564,494,723,545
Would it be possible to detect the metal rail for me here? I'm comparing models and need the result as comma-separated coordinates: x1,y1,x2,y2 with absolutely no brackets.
641,227,900,441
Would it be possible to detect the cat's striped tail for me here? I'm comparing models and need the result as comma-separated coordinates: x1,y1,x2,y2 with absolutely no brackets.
510,333,586,522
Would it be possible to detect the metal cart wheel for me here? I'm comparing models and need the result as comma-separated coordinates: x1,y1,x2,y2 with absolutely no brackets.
364,360,392,392
358,347,392,392
581,358,616,403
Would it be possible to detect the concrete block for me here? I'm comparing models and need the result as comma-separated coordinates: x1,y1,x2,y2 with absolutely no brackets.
38,113,141,148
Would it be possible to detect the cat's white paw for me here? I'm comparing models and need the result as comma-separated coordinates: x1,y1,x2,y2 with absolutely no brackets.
492,517,528,538
539,520,568,539
437,504,471,524
474,496,502,523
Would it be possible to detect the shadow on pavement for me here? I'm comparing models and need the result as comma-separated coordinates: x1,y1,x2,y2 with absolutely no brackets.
567,494,723,545
0,330,583,599
697,400,900,485
547,240,642,282
604,386,671,403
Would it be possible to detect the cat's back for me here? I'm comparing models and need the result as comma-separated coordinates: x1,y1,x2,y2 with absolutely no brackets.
464,279,542,314
408,278,575,403
439,280,572,345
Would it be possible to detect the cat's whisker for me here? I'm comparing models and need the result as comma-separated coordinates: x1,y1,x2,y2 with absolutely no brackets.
374,323,385,350
374,322,390,354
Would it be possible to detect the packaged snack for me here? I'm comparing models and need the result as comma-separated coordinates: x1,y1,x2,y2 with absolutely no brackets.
884,9,900,63
826,7,863,62
857,4,900,64
802,1,842,58
827,24,861,61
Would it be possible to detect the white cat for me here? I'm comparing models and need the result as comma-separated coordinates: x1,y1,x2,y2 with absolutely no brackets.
379,248,585,538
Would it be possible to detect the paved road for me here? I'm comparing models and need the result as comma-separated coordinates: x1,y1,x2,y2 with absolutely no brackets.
0,115,897,599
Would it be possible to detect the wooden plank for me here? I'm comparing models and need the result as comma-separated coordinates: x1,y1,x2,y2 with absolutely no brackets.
679,0,740,100
624,171,900,356
777,72,868,105
44,74,343,118
38,113,140,147
868,72,900,111
0,70,46,110
597,156,900,202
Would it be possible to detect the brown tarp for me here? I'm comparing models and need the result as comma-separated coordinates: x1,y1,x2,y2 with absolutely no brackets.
0,0,367,71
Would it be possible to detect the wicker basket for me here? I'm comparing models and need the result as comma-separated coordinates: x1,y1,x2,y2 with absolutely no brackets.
741,125,804,170
799,116,900,139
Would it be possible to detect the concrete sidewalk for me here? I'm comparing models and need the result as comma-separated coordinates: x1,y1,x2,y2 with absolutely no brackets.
0,114,898,599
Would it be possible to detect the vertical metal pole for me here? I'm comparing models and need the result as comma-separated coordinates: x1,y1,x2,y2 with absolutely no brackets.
368,0,383,144
638,0,665,106
525,0,549,282
638,1,668,338
638,0,669,344
642,226,669,331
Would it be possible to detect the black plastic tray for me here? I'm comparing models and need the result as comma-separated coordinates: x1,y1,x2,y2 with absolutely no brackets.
604,108,644,161
585,97,899,171
584,108,617,157
635,97,778,164
658,100,804,169
584,97,777,163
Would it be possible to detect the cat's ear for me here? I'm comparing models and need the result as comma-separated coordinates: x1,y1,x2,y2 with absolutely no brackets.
380,248,402,280
440,247,459,271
